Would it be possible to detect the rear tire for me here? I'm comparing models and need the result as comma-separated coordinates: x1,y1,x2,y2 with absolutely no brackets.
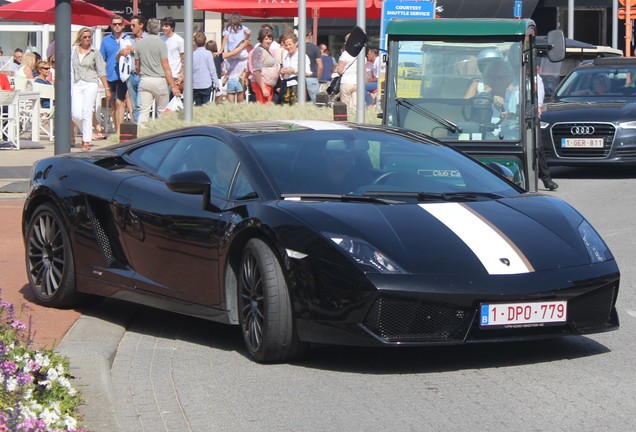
238,238,307,363
25,203,79,308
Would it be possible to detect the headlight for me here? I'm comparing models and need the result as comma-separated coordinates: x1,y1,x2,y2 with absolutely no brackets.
540,121,550,129
578,220,612,263
325,233,404,274
618,120,636,130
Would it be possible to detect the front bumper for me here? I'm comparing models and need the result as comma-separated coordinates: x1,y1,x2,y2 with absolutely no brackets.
294,263,620,347
542,121,636,165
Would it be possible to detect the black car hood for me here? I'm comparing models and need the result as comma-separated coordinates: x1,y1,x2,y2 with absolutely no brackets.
542,100,636,122
278,195,601,275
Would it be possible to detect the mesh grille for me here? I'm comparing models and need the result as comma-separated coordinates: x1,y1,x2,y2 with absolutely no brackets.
87,203,115,265
550,123,614,158
363,296,472,343
568,283,617,332
86,201,127,267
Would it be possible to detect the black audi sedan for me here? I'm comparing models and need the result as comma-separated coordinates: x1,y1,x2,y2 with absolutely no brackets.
540,57,636,166
22,121,619,363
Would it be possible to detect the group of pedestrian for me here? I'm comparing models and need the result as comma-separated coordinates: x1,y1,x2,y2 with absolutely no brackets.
67,14,186,150
3,11,371,152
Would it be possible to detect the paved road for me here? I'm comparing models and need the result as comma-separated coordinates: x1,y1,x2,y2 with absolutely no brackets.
4,164,636,431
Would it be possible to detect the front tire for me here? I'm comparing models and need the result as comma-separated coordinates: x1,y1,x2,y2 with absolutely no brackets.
25,203,79,308
238,238,307,363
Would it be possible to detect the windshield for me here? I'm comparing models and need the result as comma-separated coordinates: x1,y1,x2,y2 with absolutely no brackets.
555,64,636,99
244,130,520,199
386,40,522,143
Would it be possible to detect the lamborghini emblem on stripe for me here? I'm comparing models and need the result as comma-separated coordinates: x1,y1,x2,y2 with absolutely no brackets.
419,202,534,275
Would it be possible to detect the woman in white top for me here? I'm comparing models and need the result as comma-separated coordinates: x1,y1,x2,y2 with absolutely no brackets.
280,33,311,104
71,27,109,151
336,33,358,108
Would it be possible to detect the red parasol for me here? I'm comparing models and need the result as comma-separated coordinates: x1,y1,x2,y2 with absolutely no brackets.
0,0,123,26
193,0,383,20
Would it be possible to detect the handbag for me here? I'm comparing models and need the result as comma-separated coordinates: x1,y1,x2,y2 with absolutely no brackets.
326,75,341,95
118,38,133,82
165,96,183,113
280,77,299,105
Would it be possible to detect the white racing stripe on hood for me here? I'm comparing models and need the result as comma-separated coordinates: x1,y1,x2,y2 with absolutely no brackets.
282,120,353,130
420,202,534,275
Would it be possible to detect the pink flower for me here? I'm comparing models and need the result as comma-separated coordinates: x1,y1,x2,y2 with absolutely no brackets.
1,360,18,375
10,320,26,331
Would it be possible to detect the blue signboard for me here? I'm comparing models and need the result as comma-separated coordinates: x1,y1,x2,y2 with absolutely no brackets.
380,0,436,51
514,0,523,18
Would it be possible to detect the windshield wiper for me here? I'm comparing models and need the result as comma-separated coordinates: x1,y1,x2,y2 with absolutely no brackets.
395,98,463,134
281,194,396,204
363,191,504,201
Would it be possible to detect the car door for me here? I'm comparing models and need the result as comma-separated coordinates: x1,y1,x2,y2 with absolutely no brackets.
113,134,246,307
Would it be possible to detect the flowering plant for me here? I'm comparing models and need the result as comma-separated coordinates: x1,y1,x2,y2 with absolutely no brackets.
0,292,84,431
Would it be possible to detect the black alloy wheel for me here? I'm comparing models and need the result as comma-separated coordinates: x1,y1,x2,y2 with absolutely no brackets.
238,238,307,363
25,203,78,308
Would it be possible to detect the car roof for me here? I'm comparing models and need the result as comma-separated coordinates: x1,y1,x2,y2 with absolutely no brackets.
103,121,397,153
590,57,636,67
218,120,365,136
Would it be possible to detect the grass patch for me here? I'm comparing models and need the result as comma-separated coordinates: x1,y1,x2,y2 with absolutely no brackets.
136,102,381,137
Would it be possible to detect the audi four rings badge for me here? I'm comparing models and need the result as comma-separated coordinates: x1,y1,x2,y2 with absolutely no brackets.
571,126,595,135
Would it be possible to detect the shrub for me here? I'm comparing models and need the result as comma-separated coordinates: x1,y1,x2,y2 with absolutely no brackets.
0,292,84,432
135,102,381,137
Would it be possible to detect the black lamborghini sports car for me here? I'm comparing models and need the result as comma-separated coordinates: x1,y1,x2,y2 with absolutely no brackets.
22,121,619,362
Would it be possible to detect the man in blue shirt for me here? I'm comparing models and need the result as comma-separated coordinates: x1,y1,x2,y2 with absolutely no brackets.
192,31,219,105
100,15,130,136
305,32,323,104
319,48,336,92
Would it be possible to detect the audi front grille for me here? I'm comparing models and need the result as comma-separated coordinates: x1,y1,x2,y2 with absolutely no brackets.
550,122,615,158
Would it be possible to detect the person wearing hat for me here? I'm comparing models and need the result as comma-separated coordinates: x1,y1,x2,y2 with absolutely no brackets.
463,47,504,99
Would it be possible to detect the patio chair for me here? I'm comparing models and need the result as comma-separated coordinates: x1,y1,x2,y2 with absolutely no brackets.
33,82,54,141
0,90,20,150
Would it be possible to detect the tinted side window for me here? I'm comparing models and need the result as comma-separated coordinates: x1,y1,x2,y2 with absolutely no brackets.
126,138,178,172
156,135,256,200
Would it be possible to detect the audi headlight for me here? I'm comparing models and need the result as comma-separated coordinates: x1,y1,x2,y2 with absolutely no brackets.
578,220,612,263
540,121,550,129
326,233,404,274
618,120,636,130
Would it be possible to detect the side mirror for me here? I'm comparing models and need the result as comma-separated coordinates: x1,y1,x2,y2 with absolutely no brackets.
345,26,368,58
546,29,565,63
166,169,213,210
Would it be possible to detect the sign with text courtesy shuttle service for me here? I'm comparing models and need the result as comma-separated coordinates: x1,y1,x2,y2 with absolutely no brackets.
380,0,436,51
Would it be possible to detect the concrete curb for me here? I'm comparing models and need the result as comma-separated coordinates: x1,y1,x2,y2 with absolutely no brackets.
56,299,140,432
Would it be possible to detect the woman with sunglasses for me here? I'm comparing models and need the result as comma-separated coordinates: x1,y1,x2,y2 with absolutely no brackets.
71,27,110,151
34,60,53,109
